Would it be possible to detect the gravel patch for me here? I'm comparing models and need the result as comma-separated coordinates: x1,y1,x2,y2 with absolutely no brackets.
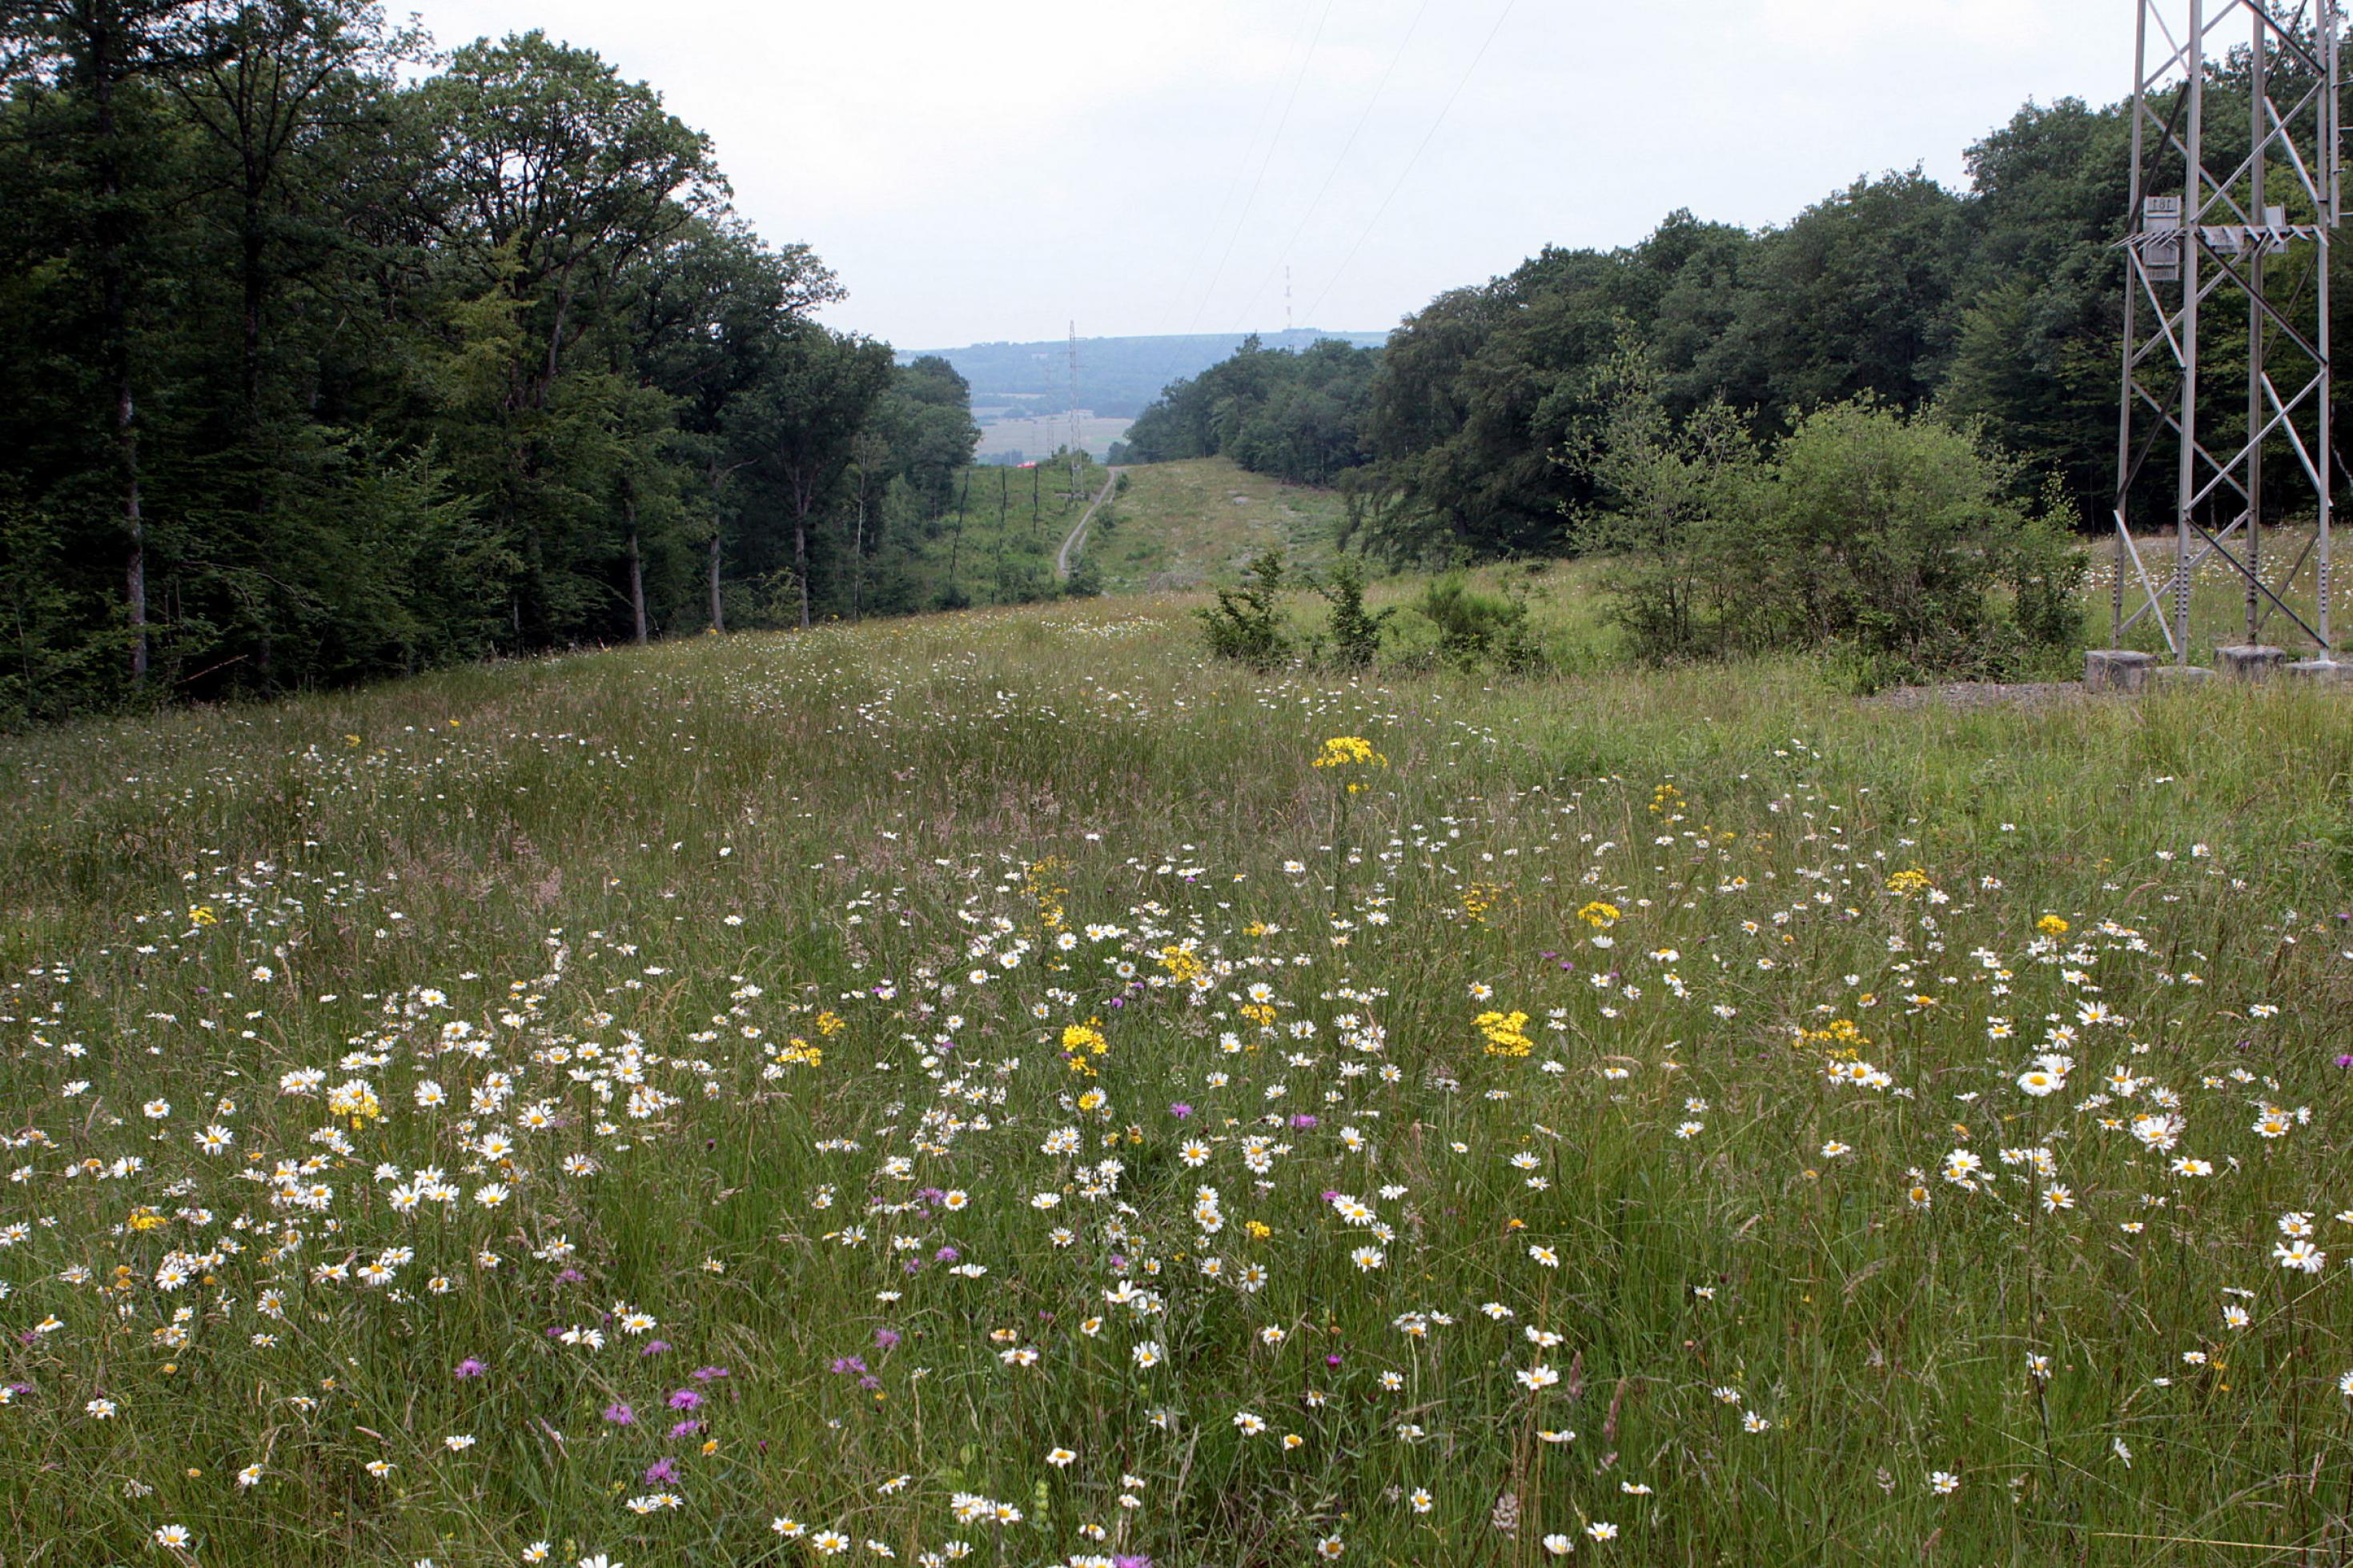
1865,680,2090,712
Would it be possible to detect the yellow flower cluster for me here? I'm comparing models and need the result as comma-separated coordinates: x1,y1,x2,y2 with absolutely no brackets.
1062,1020,1109,1076
1461,880,1506,924
1310,736,1387,769
327,1080,383,1129
1155,945,1207,988
1795,1018,1869,1057
1023,856,1070,932
775,1038,823,1068
1474,1009,1534,1057
813,1010,846,1037
2036,914,2070,936
1885,868,1932,895
1576,900,1620,928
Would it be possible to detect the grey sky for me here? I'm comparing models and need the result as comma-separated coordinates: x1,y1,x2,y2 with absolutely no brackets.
403,0,2128,348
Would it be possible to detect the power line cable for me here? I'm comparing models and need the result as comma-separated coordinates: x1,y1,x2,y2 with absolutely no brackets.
1151,0,1324,335
1183,0,1338,331
1227,0,1431,335
1300,0,1516,329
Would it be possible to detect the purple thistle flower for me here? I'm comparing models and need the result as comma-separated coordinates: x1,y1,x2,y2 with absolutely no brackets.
1289,1113,1318,1129
934,1245,959,1263
1168,1102,1192,1118
873,1329,901,1350
692,1365,730,1382
2336,1053,2353,1069
640,1339,671,1356
602,1402,635,1426
667,1388,702,1410
453,1357,486,1379
643,1456,679,1484
669,1419,702,1440
1114,1556,1154,1568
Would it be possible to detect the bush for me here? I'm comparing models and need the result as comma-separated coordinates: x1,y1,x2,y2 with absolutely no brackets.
1063,555,1104,599
1754,401,2084,683
1315,555,1393,670
1196,549,1293,669
1592,395,2085,684
1413,572,1541,672
1572,386,1760,664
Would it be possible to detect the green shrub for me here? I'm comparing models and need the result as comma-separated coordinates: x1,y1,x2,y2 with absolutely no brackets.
1315,555,1393,670
1196,549,1293,669
1590,394,2086,685
1413,571,1542,672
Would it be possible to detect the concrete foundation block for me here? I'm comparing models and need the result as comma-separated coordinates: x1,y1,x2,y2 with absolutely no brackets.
2085,648,2157,692
2146,664,2214,689
2286,658,2353,683
2216,644,2290,680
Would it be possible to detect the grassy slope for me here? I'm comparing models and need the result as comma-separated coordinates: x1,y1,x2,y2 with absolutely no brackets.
1086,457,1347,592
3,588,2351,1566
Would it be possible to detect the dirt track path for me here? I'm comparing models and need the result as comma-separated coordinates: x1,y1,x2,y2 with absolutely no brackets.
1055,467,1121,579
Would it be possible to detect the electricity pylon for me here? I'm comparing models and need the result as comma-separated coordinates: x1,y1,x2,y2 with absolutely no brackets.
2111,0,2343,672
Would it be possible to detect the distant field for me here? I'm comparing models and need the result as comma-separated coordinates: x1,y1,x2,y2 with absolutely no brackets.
970,412,1130,463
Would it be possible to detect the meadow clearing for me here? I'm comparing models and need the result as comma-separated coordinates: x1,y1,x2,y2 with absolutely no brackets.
2,575,2352,1568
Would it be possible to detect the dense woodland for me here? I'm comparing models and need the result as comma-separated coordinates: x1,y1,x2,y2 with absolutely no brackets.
1122,46,2346,564
0,1,979,725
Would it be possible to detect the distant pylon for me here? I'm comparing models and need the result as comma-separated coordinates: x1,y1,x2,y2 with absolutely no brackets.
1067,321,1082,491
1285,265,1292,335
2112,0,2343,665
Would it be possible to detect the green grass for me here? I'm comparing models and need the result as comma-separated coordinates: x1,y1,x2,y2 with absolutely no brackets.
2,581,2353,1567
1086,458,1347,592
2095,526,2351,664
895,455,1108,610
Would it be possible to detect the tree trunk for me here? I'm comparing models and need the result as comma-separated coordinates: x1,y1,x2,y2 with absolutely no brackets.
851,493,864,623
626,507,648,645
707,533,724,634
793,514,810,629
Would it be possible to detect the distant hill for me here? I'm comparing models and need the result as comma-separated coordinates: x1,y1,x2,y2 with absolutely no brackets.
901,331,1388,459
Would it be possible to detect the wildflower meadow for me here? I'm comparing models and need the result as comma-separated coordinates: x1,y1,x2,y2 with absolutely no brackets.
2,596,2350,1566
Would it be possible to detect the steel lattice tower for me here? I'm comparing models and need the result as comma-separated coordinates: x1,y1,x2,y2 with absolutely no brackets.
2112,0,2343,668
1067,322,1083,495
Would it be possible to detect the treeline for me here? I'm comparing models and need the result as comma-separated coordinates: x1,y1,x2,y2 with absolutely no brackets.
1113,336,1378,485
1126,50,2340,562
0,2,978,726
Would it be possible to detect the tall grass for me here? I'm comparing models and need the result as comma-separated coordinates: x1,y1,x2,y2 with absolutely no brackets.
0,596,2348,1567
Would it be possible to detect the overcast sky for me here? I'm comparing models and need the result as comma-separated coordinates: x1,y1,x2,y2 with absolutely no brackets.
402,0,2131,349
